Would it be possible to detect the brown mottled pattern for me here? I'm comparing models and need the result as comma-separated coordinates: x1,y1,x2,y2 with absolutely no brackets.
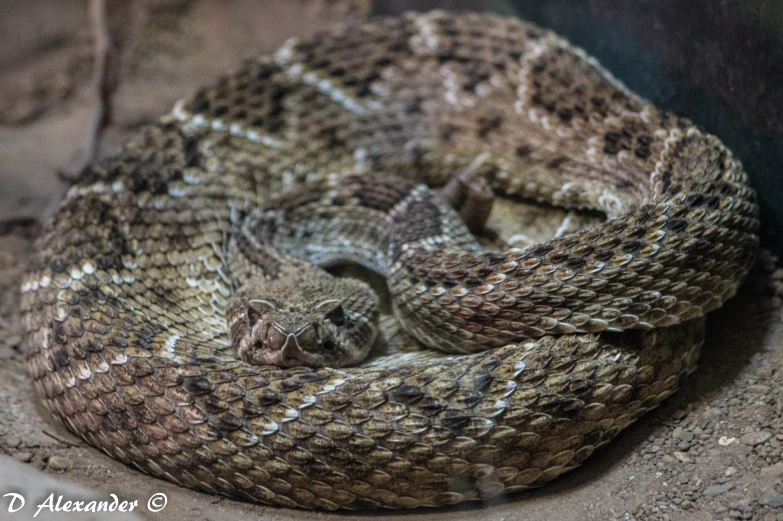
20,11,758,510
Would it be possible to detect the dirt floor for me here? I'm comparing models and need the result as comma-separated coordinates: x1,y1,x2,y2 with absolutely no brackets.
2,2,783,521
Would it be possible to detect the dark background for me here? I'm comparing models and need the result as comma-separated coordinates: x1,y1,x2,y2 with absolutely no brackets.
375,0,783,256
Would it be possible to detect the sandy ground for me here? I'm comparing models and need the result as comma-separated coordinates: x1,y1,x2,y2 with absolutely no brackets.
2,2,783,520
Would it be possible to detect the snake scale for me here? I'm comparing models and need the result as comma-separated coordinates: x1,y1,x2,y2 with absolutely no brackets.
21,11,759,510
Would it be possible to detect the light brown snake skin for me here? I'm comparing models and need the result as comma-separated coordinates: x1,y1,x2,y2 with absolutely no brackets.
21,11,759,510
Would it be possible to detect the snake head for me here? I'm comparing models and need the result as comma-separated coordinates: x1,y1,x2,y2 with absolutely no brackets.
233,298,360,368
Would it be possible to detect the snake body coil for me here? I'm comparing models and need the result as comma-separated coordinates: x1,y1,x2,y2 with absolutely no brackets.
21,12,758,510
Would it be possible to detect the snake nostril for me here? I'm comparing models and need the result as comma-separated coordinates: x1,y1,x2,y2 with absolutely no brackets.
264,326,289,351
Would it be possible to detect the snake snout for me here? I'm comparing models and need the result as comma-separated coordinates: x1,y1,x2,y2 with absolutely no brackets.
246,319,322,368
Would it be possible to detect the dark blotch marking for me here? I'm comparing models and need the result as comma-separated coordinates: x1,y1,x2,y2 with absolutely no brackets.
441,410,471,431
547,397,583,417
418,397,446,417
388,38,410,53
486,253,507,265
254,389,282,406
438,50,455,63
393,198,443,245
548,251,568,264
105,164,124,182
182,376,213,396
705,195,721,208
255,63,277,80
628,226,646,238
530,244,554,257
634,145,652,159
471,373,494,391
459,395,482,408
547,156,568,169
668,219,688,233
343,460,373,478
182,134,202,168
130,177,148,194
557,108,573,122
51,258,66,274
190,90,210,113
515,144,532,158
661,170,672,192
594,248,613,261
440,124,460,143
296,371,327,383
463,67,491,93
317,125,345,150
53,348,70,367
217,413,244,432
387,384,424,405
716,180,735,195
282,380,304,392
201,395,228,415
686,194,705,207
591,96,608,117
477,114,503,139
111,336,130,348
622,240,642,253
311,57,331,69
147,178,168,195
603,131,622,155
355,84,371,97
406,98,423,115
270,84,289,102
266,117,284,133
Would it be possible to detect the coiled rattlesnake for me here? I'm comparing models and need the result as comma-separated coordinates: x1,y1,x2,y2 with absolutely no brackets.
21,11,758,510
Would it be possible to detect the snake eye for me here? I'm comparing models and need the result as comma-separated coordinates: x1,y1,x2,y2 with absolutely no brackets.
247,307,261,327
247,299,277,328
323,304,346,327
315,299,346,328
